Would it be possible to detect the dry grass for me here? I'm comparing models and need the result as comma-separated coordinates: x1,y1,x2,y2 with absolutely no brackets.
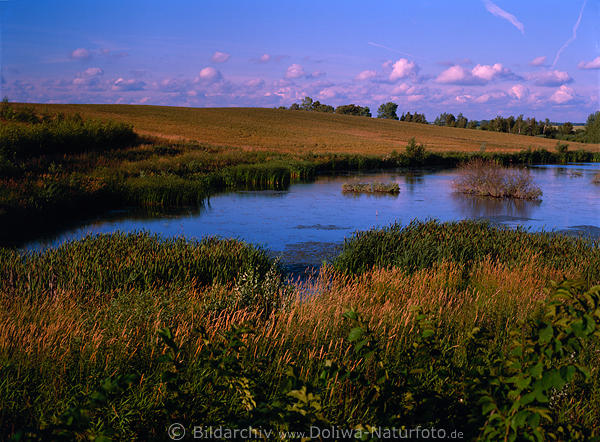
453,158,543,199
12,103,600,154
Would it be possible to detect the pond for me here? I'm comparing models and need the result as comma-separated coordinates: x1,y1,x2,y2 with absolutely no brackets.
27,163,600,273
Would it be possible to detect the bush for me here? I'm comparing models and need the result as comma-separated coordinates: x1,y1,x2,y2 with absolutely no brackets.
405,137,427,164
453,158,542,199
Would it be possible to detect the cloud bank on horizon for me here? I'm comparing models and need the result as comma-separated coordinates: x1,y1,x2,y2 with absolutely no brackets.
1,0,598,121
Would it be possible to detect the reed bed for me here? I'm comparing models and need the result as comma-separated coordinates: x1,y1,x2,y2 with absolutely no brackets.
2,224,600,438
453,158,542,199
593,171,600,184
341,182,400,194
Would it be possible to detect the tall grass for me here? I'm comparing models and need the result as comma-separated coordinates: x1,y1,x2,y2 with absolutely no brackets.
0,117,137,159
452,158,542,199
333,219,600,282
0,232,276,295
1,227,599,438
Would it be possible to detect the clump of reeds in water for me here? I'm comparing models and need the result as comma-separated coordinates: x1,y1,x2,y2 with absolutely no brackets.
593,171,600,184
453,158,542,200
342,182,400,194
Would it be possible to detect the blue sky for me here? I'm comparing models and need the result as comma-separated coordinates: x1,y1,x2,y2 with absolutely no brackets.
1,0,599,121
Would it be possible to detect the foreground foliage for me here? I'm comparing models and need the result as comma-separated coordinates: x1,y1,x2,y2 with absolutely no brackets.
2,223,600,440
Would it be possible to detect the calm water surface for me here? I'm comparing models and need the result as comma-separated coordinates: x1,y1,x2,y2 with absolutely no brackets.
28,163,600,270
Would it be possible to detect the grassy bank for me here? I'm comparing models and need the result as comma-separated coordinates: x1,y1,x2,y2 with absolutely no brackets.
1,222,600,440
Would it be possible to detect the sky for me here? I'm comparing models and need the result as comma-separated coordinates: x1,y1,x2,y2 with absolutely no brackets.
1,0,599,121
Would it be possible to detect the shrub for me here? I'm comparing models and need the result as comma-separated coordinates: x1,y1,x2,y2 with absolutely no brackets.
405,137,427,164
453,158,542,199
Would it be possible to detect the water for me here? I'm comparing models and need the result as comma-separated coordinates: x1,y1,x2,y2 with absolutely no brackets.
27,163,600,271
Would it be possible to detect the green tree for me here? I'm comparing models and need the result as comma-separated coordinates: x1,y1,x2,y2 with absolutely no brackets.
335,104,371,117
560,122,573,136
377,102,399,120
455,113,468,128
585,111,600,142
300,96,313,111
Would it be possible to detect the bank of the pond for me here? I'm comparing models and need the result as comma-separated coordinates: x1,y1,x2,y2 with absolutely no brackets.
3,144,600,247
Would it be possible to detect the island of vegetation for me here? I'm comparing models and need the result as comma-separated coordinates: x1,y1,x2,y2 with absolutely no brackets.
342,182,400,194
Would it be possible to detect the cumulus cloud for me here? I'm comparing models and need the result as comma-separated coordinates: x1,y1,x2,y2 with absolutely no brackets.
436,63,516,85
578,56,600,70
82,67,103,77
72,67,104,89
197,67,222,83
389,58,418,82
211,51,230,63
356,70,377,81
244,78,265,89
528,70,572,86
550,85,575,104
259,54,271,63
529,56,546,67
285,63,306,79
483,0,525,34
509,84,529,100
112,78,146,91
71,48,91,60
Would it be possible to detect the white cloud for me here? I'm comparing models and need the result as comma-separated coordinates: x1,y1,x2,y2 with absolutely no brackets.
436,65,471,84
71,48,91,60
509,84,528,100
578,56,600,70
483,0,525,34
435,63,514,85
472,63,509,81
550,85,575,104
211,51,230,63
389,58,418,81
285,63,306,79
82,67,103,77
529,56,546,67
528,70,572,86
197,67,222,82
259,54,271,63
112,78,146,91
356,70,376,81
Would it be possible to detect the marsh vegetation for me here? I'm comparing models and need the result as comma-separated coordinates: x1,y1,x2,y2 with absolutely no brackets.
453,158,543,200
341,181,400,194
2,222,600,440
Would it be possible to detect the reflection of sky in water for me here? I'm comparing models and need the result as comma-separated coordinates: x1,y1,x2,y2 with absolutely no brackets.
27,164,600,265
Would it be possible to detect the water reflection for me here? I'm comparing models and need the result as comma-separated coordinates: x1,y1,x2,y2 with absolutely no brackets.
451,193,541,221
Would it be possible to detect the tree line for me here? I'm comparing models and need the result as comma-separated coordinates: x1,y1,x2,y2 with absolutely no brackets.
280,97,600,143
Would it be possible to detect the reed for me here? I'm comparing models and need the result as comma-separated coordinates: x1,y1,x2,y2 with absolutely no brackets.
341,182,400,194
2,228,599,437
452,158,542,199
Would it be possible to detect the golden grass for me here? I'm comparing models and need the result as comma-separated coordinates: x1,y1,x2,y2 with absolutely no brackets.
13,103,600,154
0,257,579,382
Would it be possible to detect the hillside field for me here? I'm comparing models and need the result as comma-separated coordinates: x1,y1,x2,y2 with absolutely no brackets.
12,103,600,154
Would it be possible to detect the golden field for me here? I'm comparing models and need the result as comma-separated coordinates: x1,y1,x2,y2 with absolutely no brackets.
14,103,600,154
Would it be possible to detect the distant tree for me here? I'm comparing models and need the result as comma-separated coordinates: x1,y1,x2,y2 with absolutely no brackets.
467,120,478,129
586,111,600,143
300,96,314,111
335,104,371,117
455,113,468,128
377,102,399,120
289,103,301,111
310,100,334,113
560,122,574,135
513,114,525,135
